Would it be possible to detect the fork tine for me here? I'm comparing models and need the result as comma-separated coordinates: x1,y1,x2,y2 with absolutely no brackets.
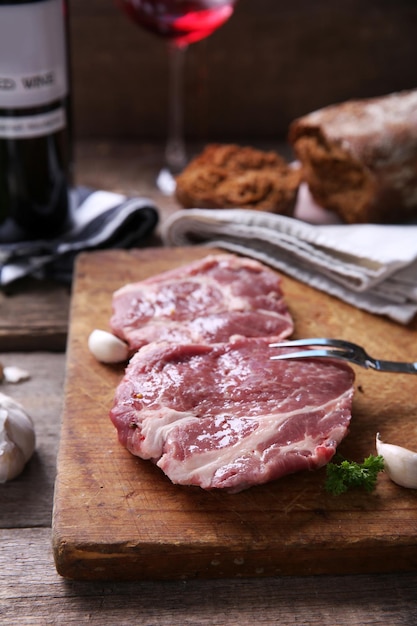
270,348,354,363
269,338,354,349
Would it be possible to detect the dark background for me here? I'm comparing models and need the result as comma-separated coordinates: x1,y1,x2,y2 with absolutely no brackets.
69,0,417,144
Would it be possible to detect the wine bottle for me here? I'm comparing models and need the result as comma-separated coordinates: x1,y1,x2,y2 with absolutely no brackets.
0,0,72,243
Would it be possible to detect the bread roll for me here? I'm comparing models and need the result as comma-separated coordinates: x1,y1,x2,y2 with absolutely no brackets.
175,144,301,215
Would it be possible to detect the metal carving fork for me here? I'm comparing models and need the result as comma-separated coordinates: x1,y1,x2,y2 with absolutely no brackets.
269,338,417,374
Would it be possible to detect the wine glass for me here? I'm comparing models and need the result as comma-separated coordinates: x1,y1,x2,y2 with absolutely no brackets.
114,0,239,194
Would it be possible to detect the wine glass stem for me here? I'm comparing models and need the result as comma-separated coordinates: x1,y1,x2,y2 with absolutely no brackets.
165,41,188,175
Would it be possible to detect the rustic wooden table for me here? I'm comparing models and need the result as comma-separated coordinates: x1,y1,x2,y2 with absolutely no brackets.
1,142,416,625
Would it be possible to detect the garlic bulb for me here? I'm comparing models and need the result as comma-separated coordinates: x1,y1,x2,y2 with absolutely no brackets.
376,433,417,489
88,329,129,364
0,392,36,482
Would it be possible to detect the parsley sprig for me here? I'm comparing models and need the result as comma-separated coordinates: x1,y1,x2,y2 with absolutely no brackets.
325,454,385,495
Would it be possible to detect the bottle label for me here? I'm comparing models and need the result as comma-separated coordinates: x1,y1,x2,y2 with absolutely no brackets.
0,106,66,139
0,0,68,109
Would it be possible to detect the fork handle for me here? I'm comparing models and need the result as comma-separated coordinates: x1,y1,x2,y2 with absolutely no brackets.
372,360,417,374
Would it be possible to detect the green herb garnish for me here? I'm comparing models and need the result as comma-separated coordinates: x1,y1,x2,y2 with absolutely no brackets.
325,454,385,495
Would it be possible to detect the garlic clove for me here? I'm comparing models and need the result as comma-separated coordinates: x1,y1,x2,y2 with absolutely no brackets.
3,365,31,384
376,433,417,489
0,393,36,483
0,423,26,482
88,329,129,364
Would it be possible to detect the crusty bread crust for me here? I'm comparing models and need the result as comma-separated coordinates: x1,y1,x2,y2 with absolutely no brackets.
289,90,417,223
175,144,301,215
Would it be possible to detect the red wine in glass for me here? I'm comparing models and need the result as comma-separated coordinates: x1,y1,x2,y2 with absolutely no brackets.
116,0,236,45
115,0,238,193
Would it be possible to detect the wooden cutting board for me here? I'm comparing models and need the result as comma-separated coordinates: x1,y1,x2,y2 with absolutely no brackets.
52,247,417,581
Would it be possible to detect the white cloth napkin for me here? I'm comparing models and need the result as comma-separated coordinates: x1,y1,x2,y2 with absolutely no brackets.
161,187,417,324
0,186,158,286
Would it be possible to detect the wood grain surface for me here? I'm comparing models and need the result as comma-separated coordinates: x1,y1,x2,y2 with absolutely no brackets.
52,247,417,581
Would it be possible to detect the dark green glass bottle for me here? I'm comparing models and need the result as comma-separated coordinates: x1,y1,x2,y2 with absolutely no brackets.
0,0,72,242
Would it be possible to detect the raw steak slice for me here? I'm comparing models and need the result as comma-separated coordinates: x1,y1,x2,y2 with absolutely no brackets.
110,254,294,351
110,337,355,493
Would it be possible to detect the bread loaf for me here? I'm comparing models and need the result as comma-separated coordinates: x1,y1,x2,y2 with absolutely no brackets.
289,90,417,223
175,144,301,215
